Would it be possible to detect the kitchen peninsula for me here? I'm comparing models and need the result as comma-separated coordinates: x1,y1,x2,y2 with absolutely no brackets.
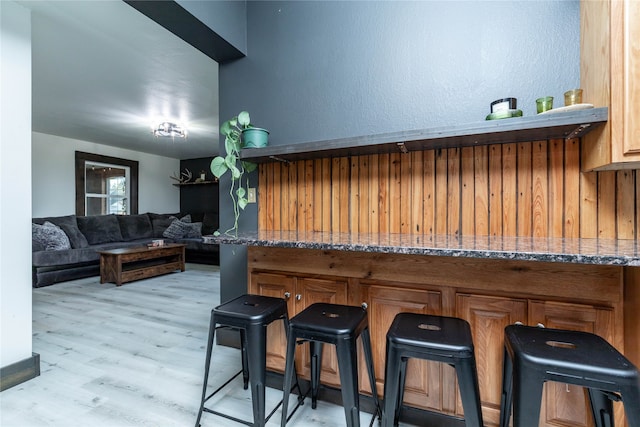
214,106,639,427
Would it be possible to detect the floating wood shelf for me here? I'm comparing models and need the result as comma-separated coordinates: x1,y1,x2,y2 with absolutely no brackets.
240,107,608,163
172,180,218,187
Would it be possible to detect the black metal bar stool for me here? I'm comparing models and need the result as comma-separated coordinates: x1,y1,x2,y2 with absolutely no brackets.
195,294,302,427
280,302,382,427
381,313,484,427
499,324,640,427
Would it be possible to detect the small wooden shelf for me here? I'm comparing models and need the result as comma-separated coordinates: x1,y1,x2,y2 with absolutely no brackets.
240,107,608,163
172,180,218,187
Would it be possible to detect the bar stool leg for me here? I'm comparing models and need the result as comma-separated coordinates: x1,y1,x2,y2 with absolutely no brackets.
620,385,640,427
512,368,544,427
281,315,304,407
246,323,267,427
336,337,360,427
310,341,324,409
195,310,217,427
361,328,381,419
280,330,298,427
499,347,513,427
587,388,614,427
454,358,483,427
395,356,409,426
382,343,402,427
240,328,249,390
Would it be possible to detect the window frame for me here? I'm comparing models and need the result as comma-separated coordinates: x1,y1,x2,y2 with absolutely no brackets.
75,151,138,216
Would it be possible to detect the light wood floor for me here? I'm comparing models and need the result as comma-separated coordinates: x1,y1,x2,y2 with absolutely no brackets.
1,263,404,427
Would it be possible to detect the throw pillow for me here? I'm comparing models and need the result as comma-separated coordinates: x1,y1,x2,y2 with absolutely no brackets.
59,223,89,248
163,219,202,239
151,215,177,237
33,215,87,248
32,221,72,251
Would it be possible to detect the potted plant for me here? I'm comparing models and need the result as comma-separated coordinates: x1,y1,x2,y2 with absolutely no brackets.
210,111,266,236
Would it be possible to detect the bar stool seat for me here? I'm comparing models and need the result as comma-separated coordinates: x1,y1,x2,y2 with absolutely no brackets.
382,312,483,427
500,324,640,427
195,294,301,427
280,302,382,427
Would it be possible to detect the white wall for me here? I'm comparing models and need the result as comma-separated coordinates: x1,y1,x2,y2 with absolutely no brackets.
1,0,33,368
32,132,181,217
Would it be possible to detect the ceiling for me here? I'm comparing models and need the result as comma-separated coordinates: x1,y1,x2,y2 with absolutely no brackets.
24,0,220,160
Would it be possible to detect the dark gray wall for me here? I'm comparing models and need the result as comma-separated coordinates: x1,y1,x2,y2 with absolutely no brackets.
178,157,219,215
217,0,580,302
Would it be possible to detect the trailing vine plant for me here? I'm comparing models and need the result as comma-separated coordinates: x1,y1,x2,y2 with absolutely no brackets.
210,111,257,237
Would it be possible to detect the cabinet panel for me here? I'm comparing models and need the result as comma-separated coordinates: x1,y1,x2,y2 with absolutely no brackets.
360,281,446,412
581,0,640,168
623,0,640,153
529,300,615,427
297,277,349,387
249,272,295,372
456,294,527,426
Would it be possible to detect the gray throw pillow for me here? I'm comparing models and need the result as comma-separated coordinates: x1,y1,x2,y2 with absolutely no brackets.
59,223,89,248
163,219,202,239
151,215,177,237
32,221,71,251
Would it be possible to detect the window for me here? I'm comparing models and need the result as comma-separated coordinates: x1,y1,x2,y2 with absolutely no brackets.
75,152,138,216
85,162,129,215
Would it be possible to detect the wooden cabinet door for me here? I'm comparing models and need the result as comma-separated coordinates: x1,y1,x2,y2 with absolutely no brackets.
529,300,615,427
296,276,349,387
249,272,295,372
360,281,445,412
622,0,640,154
581,0,640,168
456,293,527,426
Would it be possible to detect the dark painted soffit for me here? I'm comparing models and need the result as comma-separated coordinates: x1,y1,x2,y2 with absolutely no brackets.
124,0,245,64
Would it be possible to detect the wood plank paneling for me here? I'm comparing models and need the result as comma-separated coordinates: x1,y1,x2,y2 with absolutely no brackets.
617,169,635,239
475,146,489,236
549,139,564,238
258,139,639,240
517,143,533,237
532,141,549,238
502,143,517,236
461,147,475,236
447,148,461,236
411,151,424,234
435,149,448,235
564,139,580,238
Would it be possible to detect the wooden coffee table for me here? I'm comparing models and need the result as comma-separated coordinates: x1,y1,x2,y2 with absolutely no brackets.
98,243,186,286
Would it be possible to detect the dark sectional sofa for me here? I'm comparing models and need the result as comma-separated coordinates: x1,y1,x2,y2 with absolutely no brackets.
32,212,219,288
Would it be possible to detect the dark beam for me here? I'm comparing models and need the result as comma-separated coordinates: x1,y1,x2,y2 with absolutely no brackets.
124,0,245,64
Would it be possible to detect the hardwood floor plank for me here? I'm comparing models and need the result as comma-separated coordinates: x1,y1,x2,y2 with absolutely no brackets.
2,264,413,427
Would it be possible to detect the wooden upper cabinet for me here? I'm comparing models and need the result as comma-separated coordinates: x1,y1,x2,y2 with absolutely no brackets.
581,0,640,170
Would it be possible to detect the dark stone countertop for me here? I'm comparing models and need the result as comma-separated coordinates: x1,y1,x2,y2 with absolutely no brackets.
212,230,640,266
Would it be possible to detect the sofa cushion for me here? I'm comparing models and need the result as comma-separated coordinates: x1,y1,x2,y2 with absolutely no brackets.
32,214,88,249
163,219,202,239
32,247,99,267
32,222,72,251
117,214,153,241
77,214,123,245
